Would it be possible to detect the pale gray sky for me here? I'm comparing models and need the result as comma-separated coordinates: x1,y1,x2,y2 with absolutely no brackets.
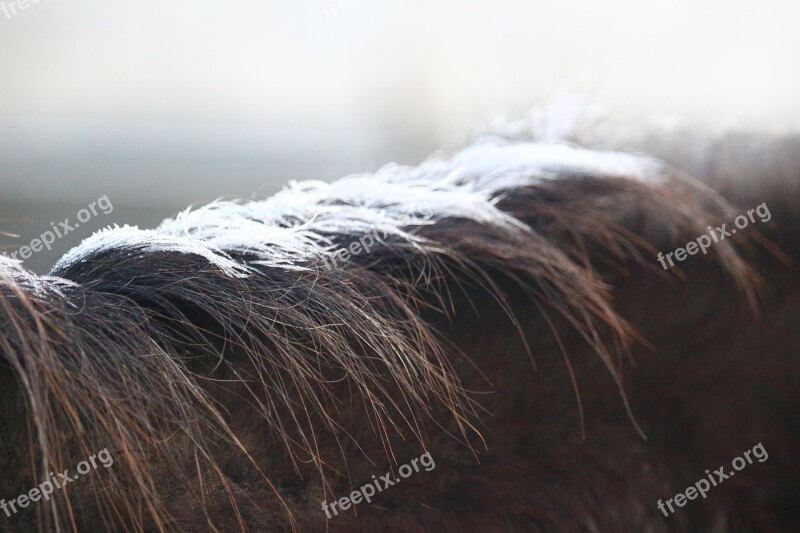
1,0,798,208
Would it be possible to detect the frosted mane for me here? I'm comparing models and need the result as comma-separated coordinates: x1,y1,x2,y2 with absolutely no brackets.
53,139,664,274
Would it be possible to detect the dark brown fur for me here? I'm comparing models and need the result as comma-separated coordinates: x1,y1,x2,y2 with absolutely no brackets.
1,133,798,532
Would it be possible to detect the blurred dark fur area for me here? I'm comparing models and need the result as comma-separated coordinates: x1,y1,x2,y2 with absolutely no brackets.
1,129,798,532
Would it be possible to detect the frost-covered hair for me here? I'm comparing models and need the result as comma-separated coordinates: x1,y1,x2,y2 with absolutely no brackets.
0,133,792,532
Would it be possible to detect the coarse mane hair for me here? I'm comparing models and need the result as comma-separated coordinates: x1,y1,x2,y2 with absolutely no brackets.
1,132,798,532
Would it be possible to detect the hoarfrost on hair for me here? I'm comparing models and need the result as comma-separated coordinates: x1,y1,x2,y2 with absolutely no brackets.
53,140,665,275
1,254,76,296
53,225,251,277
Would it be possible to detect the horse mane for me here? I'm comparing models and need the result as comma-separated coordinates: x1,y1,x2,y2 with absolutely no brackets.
1,132,792,531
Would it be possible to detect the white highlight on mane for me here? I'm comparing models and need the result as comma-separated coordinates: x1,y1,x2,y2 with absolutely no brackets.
53,139,664,274
53,227,251,277
0,255,76,295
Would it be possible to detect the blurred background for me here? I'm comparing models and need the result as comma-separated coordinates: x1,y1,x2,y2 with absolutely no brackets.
1,0,798,272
